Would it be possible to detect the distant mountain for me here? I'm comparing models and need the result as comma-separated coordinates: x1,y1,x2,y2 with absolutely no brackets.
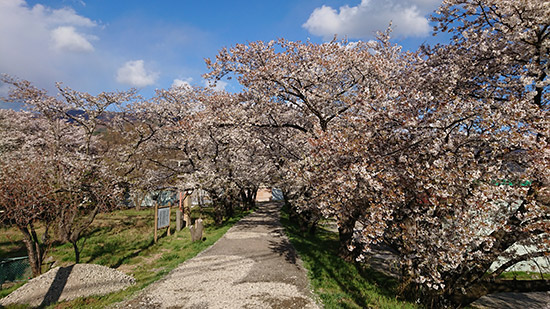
65,109,123,123
66,109,89,120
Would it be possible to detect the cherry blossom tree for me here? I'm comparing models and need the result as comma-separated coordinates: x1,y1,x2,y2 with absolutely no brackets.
112,105,177,210
1,76,139,264
303,1,549,306
387,0,550,305
0,110,59,276
1,2,546,304
128,85,274,224
205,37,387,255
205,3,549,303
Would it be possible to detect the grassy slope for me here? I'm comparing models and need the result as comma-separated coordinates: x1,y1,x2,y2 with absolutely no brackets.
0,206,250,309
280,207,417,309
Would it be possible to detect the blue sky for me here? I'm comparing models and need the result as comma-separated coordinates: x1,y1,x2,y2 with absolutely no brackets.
0,0,445,104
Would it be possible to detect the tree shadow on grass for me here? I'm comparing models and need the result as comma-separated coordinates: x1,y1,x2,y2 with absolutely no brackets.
300,233,370,308
280,211,401,308
268,238,298,265
111,237,156,269
79,213,162,267
84,234,158,268
0,241,27,258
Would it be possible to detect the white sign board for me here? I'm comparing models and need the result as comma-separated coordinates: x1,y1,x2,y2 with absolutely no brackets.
157,207,170,229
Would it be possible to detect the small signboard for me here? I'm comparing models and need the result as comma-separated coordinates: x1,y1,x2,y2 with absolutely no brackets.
154,203,171,243
157,208,170,229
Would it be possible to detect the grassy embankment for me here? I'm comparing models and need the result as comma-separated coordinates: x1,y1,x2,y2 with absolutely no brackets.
280,206,550,308
280,205,417,309
0,206,250,308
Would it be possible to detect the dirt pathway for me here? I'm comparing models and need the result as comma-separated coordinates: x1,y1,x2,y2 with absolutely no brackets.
117,202,319,309
471,291,550,309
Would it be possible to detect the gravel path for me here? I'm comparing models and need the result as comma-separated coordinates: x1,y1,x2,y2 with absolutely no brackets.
0,264,135,307
471,291,550,309
117,202,319,309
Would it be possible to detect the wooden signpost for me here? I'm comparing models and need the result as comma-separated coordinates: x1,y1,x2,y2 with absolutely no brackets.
177,190,193,231
154,202,171,243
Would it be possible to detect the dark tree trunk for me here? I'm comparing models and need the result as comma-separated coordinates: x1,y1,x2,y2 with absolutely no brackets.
60,205,100,263
240,190,248,210
248,187,257,209
19,226,42,277
214,203,224,225
225,197,234,218
240,187,257,211
337,213,359,261
280,188,319,235
72,241,80,264
308,218,319,235
17,222,51,277
207,190,225,225
282,190,298,223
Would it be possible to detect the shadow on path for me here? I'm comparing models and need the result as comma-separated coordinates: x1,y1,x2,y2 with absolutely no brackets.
268,238,297,265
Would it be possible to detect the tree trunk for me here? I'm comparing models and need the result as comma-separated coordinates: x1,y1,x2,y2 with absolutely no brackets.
240,187,257,211
72,241,80,264
308,217,319,235
252,188,258,207
214,204,224,225
133,191,146,211
240,189,248,210
62,205,100,263
249,187,258,209
225,197,234,218
19,226,42,277
282,190,298,223
337,214,358,261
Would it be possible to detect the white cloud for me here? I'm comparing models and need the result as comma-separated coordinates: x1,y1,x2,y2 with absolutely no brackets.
172,78,193,89
116,60,159,87
203,80,228,92
303,0,441,40
43,4,95,27
51,26,95,52
0,0,102,93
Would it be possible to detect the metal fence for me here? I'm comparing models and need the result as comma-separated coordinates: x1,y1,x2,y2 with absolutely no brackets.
0,256,31,286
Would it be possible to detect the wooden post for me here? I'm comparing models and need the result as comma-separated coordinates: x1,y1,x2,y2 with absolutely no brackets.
183,194,191,228
190,218,204,242
177,192,183,231
176,207,182,231
154,202,158,243
167,203,171,236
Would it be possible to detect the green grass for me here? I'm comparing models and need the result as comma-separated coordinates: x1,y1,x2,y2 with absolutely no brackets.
0,282,26,299
1,206,251,308
497,271,550,280
0,227,28,258
280,206,417,309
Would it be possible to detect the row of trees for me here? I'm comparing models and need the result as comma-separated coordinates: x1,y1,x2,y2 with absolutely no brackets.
0,80,138,273
0,81,270,274
203,0,549,306
1,0,548,307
